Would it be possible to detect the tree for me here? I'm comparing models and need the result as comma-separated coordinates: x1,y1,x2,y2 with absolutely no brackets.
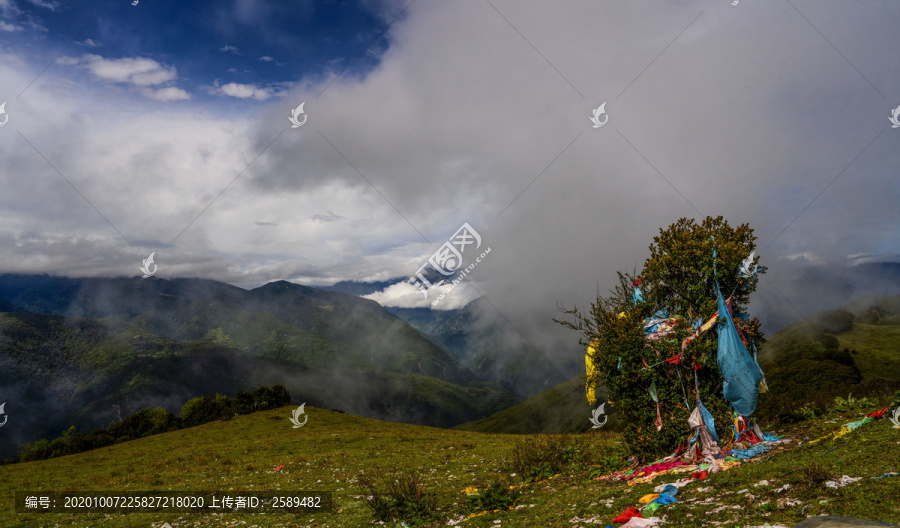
270,384,291,407
180,394,233,427
558,216,766,460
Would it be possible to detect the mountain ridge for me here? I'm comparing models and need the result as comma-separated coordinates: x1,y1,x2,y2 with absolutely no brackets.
0,274,521,459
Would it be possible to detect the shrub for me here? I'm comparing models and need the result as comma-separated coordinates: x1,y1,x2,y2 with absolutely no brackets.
358,467,437,526
466,479,521,513
17,438,53,461
816,333,841,351
251,387,277,411
796,461,834,489
833,393,875,412
270,384,291,407
107,407,180,439
807,346,855,367
588,453,629,478
507,435,589,482
180,394,233,428
234,390,255,415
809,309,855,334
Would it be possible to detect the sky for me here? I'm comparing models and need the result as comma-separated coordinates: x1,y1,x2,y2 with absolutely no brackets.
1,0,899,361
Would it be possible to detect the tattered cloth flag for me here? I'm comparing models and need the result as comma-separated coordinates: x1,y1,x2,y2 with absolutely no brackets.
681,295,734,350
585,340,600,405
715,283,762,416
632,279,645,304
650,381,663,431
688,401,720,456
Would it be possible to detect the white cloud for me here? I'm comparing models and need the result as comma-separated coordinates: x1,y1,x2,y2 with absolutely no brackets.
60,54,177,86
141,86,191,101
785,252,821,263
0,20,23,31
220,45,240,54
27,0,59,10
54,53,189,100
211,81,274,100
363,280,481,310
258,55,275,62
75,38,101,48
0,0,47,31
0,0,20,15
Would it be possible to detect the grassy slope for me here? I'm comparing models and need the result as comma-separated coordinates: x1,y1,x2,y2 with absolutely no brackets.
2,403,899,527
757,294,900,383
452,376,624,435
838,323,900,382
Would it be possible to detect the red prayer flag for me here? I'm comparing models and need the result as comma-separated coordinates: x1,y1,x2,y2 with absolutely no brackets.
612,507,643,523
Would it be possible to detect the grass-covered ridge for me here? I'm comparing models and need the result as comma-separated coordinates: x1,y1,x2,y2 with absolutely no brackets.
452,375,625,435
756,294,900,423
11,385,291,463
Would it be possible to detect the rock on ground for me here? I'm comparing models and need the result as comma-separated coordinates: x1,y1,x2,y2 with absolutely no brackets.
792,517,900,528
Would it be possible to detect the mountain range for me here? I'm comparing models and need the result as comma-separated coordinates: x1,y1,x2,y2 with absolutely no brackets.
0,274,522,459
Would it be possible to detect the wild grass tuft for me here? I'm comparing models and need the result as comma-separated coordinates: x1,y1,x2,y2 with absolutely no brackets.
358,466,437,526
506,434,591,483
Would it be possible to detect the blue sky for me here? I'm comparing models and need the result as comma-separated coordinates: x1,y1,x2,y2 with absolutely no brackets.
1,0,899,346
4,0,397,102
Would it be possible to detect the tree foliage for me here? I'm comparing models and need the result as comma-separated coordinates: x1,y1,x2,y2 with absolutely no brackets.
558,216,766,460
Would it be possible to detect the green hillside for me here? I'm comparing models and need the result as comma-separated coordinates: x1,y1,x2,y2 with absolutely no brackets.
2,400,899,527
756,295,900,421
0,275,480,386
452,376,624,435
836,323,900,382
0,308,518,460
